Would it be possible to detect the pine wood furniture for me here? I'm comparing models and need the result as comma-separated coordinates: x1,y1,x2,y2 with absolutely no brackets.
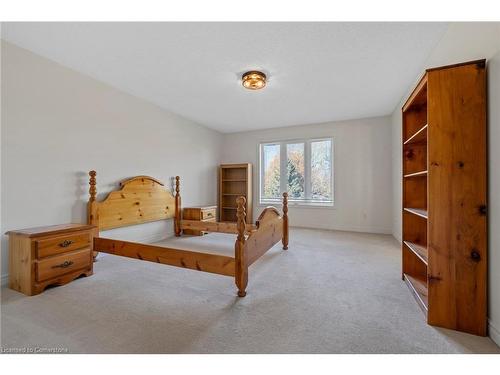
183,206,217,235
6,224,96,296
401,60,487,336
88,171,288,297
218,163,252,223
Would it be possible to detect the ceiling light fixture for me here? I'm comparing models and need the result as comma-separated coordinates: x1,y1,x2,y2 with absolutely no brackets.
242,71,267,90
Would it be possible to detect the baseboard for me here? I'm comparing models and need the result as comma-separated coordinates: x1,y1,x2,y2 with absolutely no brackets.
393,233,402,243
489,320,500,347
291,224,392,235
133,231,173,244
1,273,9,287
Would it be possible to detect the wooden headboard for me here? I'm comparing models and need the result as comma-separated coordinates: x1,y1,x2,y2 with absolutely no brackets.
87,171,179,231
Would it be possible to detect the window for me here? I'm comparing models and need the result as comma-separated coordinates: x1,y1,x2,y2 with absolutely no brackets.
260,138,333,206
262,143,281,199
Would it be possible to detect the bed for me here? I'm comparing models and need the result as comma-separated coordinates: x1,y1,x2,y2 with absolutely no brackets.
87,171,289,297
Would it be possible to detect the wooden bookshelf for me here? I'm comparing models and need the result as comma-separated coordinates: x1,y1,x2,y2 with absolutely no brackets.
401,60,487,336
218,163,252,223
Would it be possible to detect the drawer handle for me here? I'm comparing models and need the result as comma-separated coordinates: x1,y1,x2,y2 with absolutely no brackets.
59,240,74,248
52,260,74,269
206,212,213,217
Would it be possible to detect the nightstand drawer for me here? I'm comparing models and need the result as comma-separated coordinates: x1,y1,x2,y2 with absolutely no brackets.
36,232,91,259
36,248,92,282
201,209,216,220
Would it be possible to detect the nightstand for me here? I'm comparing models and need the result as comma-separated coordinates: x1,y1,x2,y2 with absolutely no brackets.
6,223,97,296
182,206,217,235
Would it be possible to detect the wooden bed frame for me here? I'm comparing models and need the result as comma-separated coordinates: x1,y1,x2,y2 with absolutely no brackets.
87,171,289,297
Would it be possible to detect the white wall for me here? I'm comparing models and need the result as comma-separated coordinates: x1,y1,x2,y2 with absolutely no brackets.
223,117,393,234
391,109,402,242
390,23,500,344
0,41,223,281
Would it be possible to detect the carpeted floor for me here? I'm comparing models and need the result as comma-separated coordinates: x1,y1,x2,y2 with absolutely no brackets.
1,228,499,353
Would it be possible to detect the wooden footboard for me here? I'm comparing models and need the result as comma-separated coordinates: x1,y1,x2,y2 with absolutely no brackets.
246,207,284,266
234,192,289,297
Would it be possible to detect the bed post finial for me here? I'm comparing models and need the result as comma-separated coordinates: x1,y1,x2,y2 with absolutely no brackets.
89,170,97,202
235,196,248,297
174,176,181,237
282,192,289,250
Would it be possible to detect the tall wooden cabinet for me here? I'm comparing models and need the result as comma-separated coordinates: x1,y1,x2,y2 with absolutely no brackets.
401,60,487,336
218,163,252,223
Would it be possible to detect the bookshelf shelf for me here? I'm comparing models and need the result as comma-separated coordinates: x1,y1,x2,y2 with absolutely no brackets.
404,124,428,145
404,274,428,312
403,241,428,265
403,207,428,219
404,170,427,178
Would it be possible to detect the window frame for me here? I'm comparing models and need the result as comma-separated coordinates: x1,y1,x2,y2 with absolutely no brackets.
258,137,335,208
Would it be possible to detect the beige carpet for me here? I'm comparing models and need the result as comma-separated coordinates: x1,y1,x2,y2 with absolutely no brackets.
1,228,499,353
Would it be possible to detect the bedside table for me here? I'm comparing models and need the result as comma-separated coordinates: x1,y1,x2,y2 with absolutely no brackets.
182,206,217,235
6,223,97,296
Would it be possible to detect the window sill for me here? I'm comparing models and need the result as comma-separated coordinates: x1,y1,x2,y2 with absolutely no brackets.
259,200,335,209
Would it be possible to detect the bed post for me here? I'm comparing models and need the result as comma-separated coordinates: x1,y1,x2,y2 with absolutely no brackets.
88,170,99,261
174,176,182,237
88,170,98,227
235,196,248,297
282,192,289,250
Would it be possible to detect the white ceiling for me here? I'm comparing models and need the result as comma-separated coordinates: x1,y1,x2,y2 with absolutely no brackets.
2,22,448,133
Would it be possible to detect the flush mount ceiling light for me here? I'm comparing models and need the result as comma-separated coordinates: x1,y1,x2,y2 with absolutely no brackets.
242,71,267,90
